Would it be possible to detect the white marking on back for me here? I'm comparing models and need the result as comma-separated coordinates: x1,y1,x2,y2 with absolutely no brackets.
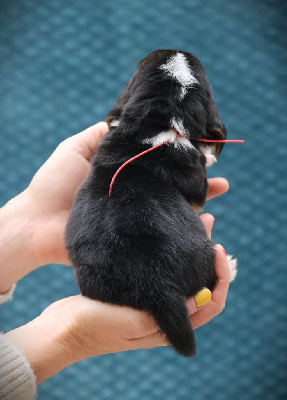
160,52,199,99
175,136,193,149
109,119,120,127
143,129,194,150
171,118,188,136
143,130,177,146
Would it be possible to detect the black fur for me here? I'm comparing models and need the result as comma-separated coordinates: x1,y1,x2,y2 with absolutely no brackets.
65,50,227,357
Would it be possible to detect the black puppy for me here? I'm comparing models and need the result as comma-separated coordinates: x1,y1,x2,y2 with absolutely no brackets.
65,50,236,357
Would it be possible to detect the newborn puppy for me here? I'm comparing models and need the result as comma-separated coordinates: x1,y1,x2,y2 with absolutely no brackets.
66,50,235,357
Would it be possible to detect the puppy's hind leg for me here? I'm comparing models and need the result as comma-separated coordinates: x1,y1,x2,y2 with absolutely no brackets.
226,255,237,282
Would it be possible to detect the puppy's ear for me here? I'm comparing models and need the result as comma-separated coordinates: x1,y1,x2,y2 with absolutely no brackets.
206,125,226,156
206,102,227,156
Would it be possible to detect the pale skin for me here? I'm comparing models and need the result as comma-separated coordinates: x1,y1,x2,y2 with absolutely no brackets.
0,122,231,384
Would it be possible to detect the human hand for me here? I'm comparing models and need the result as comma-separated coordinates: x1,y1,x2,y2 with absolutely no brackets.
0,123,109,293
24,122,109,266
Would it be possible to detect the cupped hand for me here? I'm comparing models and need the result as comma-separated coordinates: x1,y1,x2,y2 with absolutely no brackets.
25,122,109,265
36,214,230,363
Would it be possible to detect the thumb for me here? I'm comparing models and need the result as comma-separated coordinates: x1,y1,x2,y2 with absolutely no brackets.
64,122,109,160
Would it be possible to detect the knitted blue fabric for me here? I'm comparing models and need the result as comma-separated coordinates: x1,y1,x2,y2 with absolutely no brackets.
1,1,286,399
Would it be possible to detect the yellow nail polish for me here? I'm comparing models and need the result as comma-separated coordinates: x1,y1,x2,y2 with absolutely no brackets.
194,288,212,308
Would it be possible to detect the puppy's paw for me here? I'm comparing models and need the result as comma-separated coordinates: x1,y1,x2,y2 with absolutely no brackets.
205,153,217,167
226,255,237,282
200,146,217,167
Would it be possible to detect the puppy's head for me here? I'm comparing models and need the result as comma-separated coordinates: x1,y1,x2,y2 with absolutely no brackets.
107,49,226,157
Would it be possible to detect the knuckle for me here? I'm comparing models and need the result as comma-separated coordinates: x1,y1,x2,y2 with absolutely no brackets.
58,137,72,149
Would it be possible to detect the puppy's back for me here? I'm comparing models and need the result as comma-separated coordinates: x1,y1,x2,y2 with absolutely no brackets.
66,161,216,356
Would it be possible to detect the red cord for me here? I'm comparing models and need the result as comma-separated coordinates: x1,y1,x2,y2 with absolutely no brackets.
108,139,170,196
194,138,244,143
108,127,244,197
170,125,244,143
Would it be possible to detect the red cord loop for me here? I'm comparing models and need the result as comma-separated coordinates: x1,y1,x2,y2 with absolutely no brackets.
108,128,244,197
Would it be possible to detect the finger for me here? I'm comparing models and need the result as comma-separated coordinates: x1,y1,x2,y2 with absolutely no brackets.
190,245,230,329
128,330,168,350
95,303,160,340
206,178,229,200
200,213,215,239
63,122,109,160
210,244,230,305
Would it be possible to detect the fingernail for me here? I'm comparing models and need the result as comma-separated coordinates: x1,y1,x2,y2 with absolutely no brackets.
194,288,212,308
212,217,215,229
222,247,226,257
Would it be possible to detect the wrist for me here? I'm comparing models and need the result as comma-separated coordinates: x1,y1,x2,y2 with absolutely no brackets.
5,300,79,384
0,190,40,293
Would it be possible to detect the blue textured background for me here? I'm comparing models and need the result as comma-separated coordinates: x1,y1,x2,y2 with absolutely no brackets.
1,0,287,399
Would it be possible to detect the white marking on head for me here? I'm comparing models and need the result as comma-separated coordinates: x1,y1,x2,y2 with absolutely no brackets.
160,52,199,99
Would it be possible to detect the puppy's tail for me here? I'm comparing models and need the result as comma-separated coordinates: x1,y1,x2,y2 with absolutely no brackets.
148,290,196,357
